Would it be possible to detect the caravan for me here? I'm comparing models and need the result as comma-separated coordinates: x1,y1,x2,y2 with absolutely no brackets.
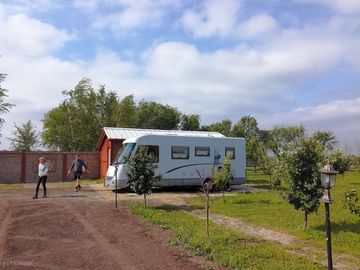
104,134,246,189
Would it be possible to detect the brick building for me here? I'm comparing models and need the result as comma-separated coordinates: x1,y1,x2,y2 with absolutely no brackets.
0,151,99,183
96,127,224,179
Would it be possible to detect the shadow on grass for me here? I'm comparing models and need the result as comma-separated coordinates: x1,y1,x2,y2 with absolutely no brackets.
349,182,360,185
246,184,272,190
233,199,273,205
246,179,270,185
113,186,201,194
154,204,205,212
313,220,360,234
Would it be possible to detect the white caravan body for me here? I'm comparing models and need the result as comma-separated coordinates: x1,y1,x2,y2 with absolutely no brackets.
104,134,246,189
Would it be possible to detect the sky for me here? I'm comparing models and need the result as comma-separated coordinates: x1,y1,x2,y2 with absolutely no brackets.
0,0,359,153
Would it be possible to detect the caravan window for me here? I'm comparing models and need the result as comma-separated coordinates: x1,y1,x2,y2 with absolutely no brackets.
171,146,189,159
138,145,159,163
225,147,235,159
115,143,136,164
195,146,210,157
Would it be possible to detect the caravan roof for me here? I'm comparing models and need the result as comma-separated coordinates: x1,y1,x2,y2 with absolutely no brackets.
103,127,225,140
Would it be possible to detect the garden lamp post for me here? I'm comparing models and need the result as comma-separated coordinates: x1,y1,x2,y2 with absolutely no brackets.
320,164,338,270
114,162,120,208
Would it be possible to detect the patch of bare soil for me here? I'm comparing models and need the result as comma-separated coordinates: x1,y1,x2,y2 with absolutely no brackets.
0,188,225,270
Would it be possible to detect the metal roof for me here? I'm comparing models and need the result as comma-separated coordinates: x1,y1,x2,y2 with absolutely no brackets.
103,127,225,140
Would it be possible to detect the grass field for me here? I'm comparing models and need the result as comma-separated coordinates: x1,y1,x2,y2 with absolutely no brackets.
189,169,360,256
130,203,323,270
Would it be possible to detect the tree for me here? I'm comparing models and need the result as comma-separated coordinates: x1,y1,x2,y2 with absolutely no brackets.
312,130,337,152
269,125,306,156
212,154,232,199
201,119,232,136
137,100,181,130
232,115,260,138
115,95,138,128
344,189,360,217
195,168,212,237
9,120,41,151
232,116,264,171
246,137,265,172
96,85,119,128
125,146,159,207
0,72,14,139
179,114,200,131
42,78,119,151
286,137,325,228
271,156,288,189
330,149,352,177
261,154,275,185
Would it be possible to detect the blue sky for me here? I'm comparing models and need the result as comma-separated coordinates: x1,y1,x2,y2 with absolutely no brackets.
0,0,359,152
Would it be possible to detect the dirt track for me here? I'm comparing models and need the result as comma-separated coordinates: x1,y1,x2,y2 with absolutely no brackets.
0,187,224,270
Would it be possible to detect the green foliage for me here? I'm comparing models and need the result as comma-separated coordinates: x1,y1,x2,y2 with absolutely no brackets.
261,155,288,189
261,154,274,180
312,130,337,151
9,120,41,151
130,203,323,270
0,72,14,138
42,78,119,151
330,149,352,176
286,137,325,227
344,189,360,217
268,125,306,156
126,146,159,207
96,85,118,128
179,114,200,130
212,154,232,196
232,115,260,138
232,115,265,171
201,119,232,136
137,100,181,130
271,156,289,189
115,94,138,128
246,137,265,171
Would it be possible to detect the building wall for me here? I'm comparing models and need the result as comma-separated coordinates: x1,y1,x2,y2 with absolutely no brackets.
0,151,99,183
99,138,111,180
99,139,124,180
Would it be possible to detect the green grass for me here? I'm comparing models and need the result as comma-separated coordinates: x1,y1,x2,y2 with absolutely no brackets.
130,203,324,270
189,169,360,256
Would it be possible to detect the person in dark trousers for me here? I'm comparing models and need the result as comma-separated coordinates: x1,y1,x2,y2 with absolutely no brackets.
68,154,87,192
32,157,48,199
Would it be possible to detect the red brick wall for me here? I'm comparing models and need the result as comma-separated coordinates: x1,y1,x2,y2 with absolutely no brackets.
0,151,99,183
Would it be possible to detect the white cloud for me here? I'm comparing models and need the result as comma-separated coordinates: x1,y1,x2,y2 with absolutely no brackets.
238,14,278,38
1,1,360,152
0,8,73,57
258,98,360,153
180,0,242,38
92,0,179,31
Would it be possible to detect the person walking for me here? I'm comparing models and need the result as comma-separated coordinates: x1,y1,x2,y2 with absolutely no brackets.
68,154,87,192
32,157,48,199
